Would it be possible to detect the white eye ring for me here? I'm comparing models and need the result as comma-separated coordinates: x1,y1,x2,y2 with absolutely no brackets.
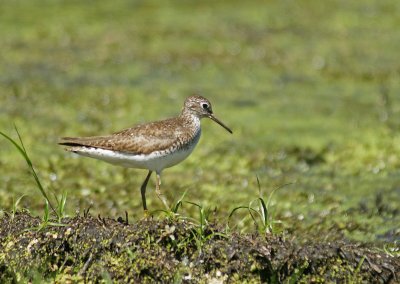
202,103,209,109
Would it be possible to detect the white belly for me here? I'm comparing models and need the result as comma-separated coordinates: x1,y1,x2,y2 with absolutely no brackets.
73,132,201,173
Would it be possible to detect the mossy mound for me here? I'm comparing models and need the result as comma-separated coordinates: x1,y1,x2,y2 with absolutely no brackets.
0,212,398,283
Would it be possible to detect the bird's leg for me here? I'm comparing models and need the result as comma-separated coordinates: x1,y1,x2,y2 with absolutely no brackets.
155,172,169,210
140,170,153,215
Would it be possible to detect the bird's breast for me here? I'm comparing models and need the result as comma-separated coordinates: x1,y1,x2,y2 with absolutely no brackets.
161,127,201,169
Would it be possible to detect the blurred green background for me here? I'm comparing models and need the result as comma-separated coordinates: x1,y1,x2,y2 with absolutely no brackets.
1,0,399,243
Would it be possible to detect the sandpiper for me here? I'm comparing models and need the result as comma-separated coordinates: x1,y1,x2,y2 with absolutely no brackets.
59,95,232,211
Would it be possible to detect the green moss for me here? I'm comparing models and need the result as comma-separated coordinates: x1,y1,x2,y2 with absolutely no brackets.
1,212,397,282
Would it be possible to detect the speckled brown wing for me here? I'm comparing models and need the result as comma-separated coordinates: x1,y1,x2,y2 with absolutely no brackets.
59,117,187,155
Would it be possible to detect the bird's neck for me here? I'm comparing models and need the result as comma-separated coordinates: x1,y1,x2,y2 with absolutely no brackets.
179,111,201,131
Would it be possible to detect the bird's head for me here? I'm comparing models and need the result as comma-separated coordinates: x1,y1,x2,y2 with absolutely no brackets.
183,95,232,134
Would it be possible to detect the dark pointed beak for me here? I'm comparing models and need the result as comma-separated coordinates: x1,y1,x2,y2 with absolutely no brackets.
208,114,233,134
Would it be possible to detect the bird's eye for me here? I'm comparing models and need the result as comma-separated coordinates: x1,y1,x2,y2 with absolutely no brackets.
202,103,209,109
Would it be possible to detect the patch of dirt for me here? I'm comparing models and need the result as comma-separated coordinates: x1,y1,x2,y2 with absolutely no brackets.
0,212,398,283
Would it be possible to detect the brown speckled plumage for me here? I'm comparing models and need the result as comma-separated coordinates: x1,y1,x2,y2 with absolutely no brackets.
59,115,199,155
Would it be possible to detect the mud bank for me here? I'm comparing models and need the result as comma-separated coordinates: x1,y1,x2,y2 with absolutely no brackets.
0,212,398,283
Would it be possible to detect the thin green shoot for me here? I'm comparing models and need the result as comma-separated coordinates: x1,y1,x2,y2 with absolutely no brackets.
0,126,57,216
182,201,227,252
54,190,68,223
354,255,366,275
348,255,366,282
153,189,189,219
26,200,66,232
185,201,208,237
382,242,400,257
229,177,292,234
171,189,189,214
11,194,27,221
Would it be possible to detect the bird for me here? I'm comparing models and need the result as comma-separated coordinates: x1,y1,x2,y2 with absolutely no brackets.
59,95,232,212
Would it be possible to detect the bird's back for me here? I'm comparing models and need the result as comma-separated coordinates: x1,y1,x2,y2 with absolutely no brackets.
59,116,200,155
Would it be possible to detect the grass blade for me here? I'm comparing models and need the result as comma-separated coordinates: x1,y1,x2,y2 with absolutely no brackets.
228,206,249,219
266,182,294,209
172,188,189,213
0,127,57,216
257,197,268,227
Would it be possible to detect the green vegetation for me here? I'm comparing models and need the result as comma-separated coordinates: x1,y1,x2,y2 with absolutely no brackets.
0,0,399,251
0,127,67,230
1,212,398,283
229,178,287,234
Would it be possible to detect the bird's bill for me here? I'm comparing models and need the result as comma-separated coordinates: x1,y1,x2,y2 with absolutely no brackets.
208,114,233,134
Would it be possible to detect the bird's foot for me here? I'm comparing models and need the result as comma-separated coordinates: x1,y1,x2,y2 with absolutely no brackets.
141,209,151,220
